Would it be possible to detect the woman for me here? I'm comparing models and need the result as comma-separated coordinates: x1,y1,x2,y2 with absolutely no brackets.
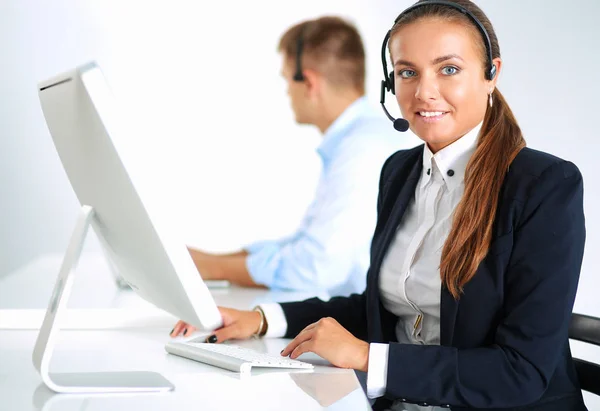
172,1,586,409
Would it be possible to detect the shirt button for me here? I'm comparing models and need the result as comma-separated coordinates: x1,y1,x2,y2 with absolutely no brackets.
447,169,455,177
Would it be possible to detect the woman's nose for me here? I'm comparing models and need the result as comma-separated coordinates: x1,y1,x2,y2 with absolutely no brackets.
414,73,440,102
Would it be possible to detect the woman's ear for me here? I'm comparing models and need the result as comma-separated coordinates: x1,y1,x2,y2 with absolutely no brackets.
489,57,503,89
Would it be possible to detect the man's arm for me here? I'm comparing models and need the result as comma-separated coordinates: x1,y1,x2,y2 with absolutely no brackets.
187,247,265,288
245,155,381,291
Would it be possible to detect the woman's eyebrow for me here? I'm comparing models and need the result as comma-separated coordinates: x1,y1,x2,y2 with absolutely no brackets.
432,54,464,65
394,54,465,67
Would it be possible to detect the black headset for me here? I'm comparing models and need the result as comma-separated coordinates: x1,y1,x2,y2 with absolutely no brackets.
293,29,305,82
380,0,497,131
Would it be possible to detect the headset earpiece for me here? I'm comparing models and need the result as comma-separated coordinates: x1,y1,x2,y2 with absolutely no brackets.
388,72,395,95
487,64,497,81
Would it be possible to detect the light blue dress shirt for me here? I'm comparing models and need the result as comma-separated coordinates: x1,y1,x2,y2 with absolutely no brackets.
245,96,419,296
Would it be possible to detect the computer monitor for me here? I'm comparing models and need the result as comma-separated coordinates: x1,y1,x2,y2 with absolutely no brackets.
33,62,222,393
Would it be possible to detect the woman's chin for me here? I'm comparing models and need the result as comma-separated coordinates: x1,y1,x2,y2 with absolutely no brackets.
416,132,452,146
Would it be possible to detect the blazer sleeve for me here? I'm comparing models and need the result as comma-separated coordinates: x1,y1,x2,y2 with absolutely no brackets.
279,291,368,340
384,160,586,408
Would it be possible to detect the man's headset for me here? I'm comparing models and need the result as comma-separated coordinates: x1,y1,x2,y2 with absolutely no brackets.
380,0,497,132
293,29,305,82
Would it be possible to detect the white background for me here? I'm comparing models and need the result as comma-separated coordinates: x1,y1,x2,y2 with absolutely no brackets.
1,0,599,407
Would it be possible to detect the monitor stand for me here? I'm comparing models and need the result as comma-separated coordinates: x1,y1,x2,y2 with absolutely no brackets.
32,205,175,393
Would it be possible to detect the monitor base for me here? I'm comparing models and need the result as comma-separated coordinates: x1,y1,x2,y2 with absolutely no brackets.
31,205,175,394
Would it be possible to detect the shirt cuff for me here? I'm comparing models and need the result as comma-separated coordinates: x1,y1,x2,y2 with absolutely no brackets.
366,343,389,398
259,303,287,338
244,239,274,255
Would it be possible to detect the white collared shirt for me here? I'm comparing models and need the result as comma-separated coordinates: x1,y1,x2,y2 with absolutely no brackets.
261,123,482,409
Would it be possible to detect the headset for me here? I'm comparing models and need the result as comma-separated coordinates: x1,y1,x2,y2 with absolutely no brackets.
293,29,305,82
380,0,497,132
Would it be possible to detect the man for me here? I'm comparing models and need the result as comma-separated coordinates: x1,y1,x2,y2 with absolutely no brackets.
189,16,418,296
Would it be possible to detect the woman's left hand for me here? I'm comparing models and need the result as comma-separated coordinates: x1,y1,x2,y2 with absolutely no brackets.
280,317,370,372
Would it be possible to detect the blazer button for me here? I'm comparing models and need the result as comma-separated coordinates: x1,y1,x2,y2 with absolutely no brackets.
418,403,428,406
447,169,455,177
441,404,451,408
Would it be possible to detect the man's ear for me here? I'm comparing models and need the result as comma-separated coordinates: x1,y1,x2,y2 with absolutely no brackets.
302,69,321,98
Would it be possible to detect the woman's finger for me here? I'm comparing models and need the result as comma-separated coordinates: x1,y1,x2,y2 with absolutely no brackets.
290,340,314,360
182,325,197,337
281,327,315,356
298,321,318,335
207,323,242,343
170,320,187,337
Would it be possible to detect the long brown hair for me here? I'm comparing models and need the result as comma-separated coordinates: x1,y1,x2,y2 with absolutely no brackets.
391,0,526,299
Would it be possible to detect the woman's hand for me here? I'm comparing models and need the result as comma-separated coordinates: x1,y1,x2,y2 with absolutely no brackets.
170,307,262,342
281,317,370,372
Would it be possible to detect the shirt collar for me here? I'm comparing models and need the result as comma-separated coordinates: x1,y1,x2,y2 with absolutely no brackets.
317,96,371,166
422,122,483,192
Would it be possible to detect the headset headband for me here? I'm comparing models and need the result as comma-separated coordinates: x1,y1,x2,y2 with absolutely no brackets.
293,28,305,82
382,0,496,88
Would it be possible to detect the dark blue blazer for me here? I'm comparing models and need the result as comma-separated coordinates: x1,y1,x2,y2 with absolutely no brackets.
280,145,587,410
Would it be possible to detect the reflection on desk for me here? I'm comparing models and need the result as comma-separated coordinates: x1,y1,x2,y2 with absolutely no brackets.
31,372,368,411
290,371,360,407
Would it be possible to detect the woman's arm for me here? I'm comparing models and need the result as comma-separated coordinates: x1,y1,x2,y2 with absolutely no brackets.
280,291,368,340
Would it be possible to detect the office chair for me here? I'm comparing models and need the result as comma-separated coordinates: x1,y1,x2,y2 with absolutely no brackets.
569,313,600,396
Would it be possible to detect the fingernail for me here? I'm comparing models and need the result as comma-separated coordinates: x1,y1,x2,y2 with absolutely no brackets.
206,334,217,343
183,328,188,336
169,328,174,335
280,349,284,355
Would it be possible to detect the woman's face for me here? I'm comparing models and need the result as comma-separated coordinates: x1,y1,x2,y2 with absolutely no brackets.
390,18,500,152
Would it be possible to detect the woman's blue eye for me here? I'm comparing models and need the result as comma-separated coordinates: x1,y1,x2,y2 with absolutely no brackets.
442,66,459,75
398,69,416,79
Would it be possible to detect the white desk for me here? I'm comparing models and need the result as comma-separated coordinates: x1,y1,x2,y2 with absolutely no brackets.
0,254,372,410
0,329,371,411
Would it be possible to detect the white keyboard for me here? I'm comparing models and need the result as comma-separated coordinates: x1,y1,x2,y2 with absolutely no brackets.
165,341,314,373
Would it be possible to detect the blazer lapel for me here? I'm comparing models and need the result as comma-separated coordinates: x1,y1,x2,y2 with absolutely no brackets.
374,158,422,267
368,151,423,342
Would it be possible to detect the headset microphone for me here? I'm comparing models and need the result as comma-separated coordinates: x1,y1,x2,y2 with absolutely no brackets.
393,118,410,132
380,77,410,132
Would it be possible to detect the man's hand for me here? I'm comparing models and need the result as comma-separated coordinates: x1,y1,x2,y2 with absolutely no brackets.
186,247,261,287
281,317,369,372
